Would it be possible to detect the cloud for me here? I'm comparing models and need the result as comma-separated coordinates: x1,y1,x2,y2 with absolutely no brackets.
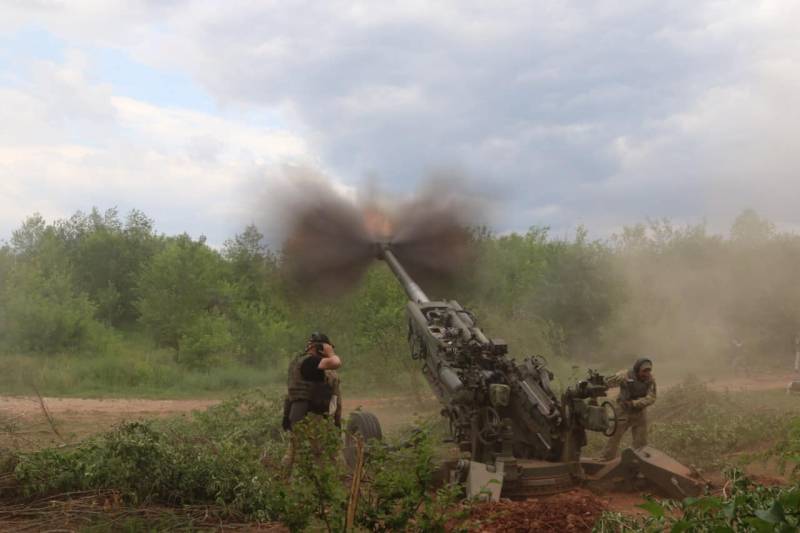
3,1,800,238
0,52,317,246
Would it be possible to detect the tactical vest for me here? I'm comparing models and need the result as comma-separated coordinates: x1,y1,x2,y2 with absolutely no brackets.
619,371,651,401
287,352,334,412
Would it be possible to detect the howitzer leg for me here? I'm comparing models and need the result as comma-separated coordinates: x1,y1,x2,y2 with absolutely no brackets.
463,460,505,502
583,446,705,499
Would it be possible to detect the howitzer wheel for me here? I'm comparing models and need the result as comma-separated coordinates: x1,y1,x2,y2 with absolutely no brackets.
601,401,620,437
344,411,383,469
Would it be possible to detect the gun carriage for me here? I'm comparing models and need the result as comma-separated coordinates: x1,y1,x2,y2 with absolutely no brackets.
345,244,704,500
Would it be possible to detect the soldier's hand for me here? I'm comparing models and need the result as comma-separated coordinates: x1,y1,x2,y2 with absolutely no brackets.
321,342,336,358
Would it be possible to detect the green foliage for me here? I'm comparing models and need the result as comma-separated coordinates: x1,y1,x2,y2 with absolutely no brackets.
465,225,622,358
8,392,458,531
357,427,462,532
136,234,230,350
767,416,800,480
280,416,348,532
228,301,292,365
14,391,285,517
58,208,161,325
177,313,235,368
4,206,800,395
648,379,787,469
0,263,112,353
594,469,800,532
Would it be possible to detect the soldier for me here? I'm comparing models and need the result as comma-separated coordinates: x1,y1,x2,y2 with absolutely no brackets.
279,332,342,474
600,357,656,461
282,332,342,431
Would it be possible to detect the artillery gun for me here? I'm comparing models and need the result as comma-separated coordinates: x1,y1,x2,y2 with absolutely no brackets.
345,244,705,500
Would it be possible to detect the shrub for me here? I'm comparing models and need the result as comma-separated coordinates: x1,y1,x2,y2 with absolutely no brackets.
177,313,235,369
0,266,111,353
595,469,800,532
356,425,463,532
13,390,285,516
647,379,788,469
9,392,462,531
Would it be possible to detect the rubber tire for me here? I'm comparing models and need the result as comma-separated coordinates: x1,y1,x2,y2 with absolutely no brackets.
601,400,619,437
344,411,383,469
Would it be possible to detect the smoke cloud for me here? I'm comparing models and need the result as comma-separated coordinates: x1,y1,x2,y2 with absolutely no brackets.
270,167,484,294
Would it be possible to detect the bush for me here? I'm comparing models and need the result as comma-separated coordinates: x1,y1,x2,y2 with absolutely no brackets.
768,417,800,480
647,379,788,469
135,235,230,350
0,266,112,354
9,391,460,531
229,301,292,365
177,313,235,369
595,469,800,532
357,426,462,532
13,391,285,516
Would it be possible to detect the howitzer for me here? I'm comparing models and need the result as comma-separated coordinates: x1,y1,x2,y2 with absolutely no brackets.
348,243,706,500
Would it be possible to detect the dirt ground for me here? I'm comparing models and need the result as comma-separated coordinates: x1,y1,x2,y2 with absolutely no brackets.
0,371,797,529
2,372,794,445
0,392,442,450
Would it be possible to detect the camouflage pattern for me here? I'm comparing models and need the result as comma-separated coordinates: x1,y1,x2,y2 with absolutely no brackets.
605,369,657,410
601,360,656,460
283,352,337,431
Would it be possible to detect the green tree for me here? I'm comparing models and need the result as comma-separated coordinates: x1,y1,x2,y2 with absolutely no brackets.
56,208,161,325
224,225,292,365
136,234,230,354
1,264,102,353
10,213,48,258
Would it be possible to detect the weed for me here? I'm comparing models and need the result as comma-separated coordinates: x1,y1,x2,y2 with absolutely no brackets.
5,390,459,531
594,468,800,532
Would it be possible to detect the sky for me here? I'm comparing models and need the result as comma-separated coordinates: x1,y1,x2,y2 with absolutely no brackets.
1,1,799,247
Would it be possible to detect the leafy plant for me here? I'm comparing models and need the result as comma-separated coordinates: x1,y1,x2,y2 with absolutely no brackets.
594,469,800,532
648,380,788,469
357,427,463,532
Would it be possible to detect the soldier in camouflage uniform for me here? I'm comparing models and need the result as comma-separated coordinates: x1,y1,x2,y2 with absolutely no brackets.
282,332,342,431
600,357,656,461
280,332,342,472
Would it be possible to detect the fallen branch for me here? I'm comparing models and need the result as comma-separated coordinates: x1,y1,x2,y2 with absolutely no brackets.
29,384,63,444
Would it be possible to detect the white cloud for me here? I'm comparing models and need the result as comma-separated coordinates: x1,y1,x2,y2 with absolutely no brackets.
3,1,800,238
0,54,323,245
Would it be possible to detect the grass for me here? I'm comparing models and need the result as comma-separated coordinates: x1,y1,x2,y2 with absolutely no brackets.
0,347,286,399
0,349,425,400
583,376,797,471
0,390,458,532
0,324,437,399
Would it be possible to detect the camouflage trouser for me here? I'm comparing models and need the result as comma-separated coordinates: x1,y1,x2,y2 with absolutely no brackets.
280,400,341,474
601,408,647,461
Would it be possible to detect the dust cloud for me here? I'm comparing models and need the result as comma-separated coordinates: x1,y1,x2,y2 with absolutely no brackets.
601,219,800,378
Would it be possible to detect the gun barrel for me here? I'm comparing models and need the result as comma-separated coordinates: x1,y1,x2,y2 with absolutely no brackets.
379,244,430,304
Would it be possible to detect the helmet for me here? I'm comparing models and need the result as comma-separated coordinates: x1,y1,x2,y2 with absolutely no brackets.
309,332,331,345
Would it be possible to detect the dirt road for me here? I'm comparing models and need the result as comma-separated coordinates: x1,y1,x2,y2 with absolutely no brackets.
0,372,795,449
0,392,441,449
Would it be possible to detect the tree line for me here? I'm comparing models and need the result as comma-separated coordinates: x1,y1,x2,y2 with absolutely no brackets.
1,207,798,385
